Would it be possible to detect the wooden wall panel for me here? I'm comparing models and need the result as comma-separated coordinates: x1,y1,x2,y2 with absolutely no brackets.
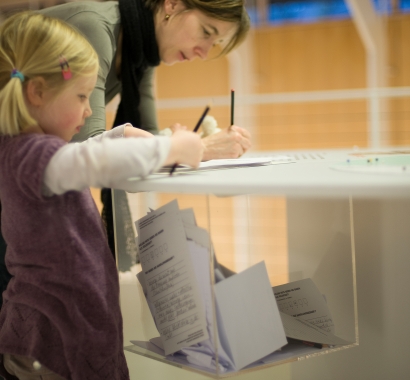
389,14,410,87
157,106,231,132
389,14,410,145
255,100,368,150
246,197,288,286
253,19,366,93
156,54,230,99
252,19,369,150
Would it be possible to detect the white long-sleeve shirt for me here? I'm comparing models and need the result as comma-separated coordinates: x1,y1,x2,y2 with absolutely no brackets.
43,125,170,196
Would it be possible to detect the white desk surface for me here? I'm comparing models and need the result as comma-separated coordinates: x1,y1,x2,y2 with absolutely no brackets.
122,147,410,198
120,148,410,380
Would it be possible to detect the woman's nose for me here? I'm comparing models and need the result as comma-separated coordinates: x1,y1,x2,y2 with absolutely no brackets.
194,40,214,60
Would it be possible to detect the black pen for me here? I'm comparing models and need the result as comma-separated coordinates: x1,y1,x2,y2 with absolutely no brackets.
169,105,211,175
230,88,235,127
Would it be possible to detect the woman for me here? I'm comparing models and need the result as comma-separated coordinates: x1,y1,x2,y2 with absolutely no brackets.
0,0,251,309
41,0,251,154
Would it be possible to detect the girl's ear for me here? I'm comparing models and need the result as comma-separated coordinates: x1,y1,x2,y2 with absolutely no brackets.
25,77,47,107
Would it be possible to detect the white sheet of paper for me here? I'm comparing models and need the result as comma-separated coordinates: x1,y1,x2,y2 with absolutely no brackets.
186,239,213,329
136,224,234,372
182,225,235,370
156,156,295,174
214,261,287,370
273,278,335,334
180,208,197,226
279,312,351,346
148,336,164,351
135,200,208,355
195,156,293,169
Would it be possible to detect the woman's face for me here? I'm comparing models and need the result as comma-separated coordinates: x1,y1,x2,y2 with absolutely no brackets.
155,0,237,65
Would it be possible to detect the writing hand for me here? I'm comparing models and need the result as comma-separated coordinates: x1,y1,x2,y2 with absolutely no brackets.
165,130,204,168
124,124,155,138
169,123,187,133
201,125,252,161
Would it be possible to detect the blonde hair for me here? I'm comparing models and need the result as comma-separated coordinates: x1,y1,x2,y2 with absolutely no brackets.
145,0,250,55
0,11,99,136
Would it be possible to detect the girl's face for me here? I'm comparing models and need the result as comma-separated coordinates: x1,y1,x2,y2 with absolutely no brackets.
36,75,97,142
155,0,237,65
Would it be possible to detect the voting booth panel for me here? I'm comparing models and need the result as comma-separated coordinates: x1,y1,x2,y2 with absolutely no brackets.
113,189,358,378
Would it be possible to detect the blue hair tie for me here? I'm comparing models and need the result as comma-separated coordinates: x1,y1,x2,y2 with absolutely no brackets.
11,69,24,82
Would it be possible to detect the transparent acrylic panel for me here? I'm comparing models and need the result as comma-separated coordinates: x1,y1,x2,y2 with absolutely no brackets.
114,189,358,378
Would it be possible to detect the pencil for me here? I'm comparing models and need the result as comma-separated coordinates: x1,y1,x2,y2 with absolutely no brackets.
193,105,211,133
169,105,211,175
230,89,235,127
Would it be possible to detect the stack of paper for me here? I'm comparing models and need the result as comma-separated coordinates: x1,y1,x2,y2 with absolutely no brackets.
132,199,352,374
134,200,287,372
157,156,294,174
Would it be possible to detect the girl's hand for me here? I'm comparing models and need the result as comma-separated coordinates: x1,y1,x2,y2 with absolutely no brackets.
165,130,203,168
169,123,187,133
158,123,187,137
124,124,154,138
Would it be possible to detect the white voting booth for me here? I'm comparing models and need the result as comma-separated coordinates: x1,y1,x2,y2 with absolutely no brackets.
108,149,389,378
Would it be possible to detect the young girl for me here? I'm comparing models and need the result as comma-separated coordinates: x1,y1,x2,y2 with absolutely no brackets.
0,11,202,380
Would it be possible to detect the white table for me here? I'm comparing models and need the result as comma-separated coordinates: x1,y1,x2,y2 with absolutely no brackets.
119,148,410,380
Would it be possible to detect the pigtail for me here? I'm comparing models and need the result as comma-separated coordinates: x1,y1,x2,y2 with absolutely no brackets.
0,71,36,136
0,21,36,136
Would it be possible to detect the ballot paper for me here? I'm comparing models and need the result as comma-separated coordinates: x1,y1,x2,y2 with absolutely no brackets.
135,200,208,355
180,233,235,372
273,278,352,346
134,200,287,372
214,262,287,370
279,312,350,346
273,278,335,334
132,200,353,374
137,224,234,372
157,156,294,174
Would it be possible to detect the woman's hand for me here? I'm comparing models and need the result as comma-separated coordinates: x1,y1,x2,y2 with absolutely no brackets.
165,130,204,168
201,125,251,161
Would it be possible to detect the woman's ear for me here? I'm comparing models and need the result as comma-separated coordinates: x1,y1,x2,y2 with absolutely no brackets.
25,77,47,107
164,0,182,16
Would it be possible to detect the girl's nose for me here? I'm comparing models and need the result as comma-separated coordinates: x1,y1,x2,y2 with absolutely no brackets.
85,101,93,118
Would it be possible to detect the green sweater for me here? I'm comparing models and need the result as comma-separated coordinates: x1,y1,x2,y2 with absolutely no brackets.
41,0,159,141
